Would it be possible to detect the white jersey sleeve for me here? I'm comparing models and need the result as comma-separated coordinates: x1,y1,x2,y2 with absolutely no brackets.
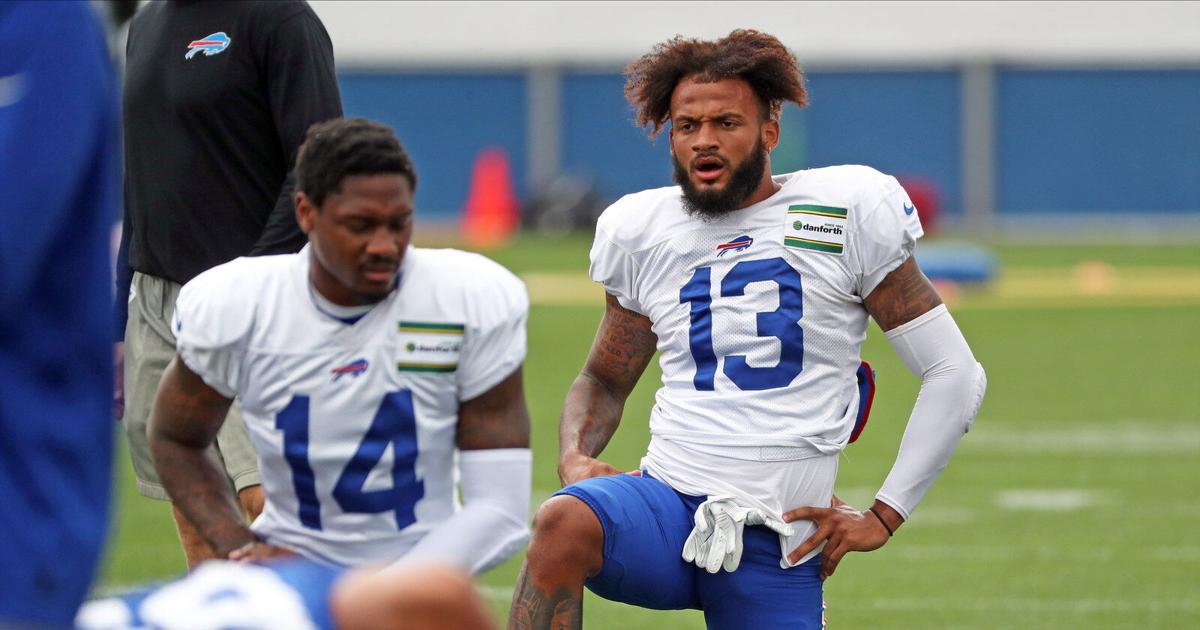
456,255,529,400
173,257,265,398
846,174,924,297
590,214,642,313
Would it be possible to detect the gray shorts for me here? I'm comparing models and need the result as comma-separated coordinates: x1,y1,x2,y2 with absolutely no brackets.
122,271,261,500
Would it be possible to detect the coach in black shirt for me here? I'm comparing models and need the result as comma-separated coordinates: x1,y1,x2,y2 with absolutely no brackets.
117,0,342,568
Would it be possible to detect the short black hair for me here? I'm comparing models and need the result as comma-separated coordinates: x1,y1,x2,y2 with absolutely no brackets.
295,118,417,207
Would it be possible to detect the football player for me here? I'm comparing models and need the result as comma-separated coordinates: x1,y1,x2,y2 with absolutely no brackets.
147,118,531,574
509,30,986,629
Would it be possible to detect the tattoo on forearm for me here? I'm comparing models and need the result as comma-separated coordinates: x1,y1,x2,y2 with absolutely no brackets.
561,295,657,459
155,447,252,555
864,257,943,331
561,376,624,458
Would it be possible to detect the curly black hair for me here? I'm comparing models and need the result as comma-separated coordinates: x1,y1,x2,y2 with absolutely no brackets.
624,29,808,137
295,118,417,207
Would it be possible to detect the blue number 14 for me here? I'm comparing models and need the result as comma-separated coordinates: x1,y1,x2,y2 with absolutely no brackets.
276,390,425,531
680,257,805,391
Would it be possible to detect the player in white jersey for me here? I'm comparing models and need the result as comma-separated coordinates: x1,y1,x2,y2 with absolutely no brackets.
147,118,532,574
510,31,986,629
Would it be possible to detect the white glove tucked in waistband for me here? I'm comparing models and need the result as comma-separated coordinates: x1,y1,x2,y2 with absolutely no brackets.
682,495,795,574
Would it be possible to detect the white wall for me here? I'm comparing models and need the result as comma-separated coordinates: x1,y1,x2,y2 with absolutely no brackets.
311,1,1200,67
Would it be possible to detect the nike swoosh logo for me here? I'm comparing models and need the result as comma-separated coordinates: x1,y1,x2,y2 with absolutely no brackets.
903,203,915,216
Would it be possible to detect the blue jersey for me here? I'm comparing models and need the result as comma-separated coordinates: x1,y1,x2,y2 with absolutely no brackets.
0,1,119,626
75,560,344,630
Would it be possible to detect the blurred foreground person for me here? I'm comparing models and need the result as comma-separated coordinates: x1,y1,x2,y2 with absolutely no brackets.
75,559,495,630
511,30,986,629
0,1,118,626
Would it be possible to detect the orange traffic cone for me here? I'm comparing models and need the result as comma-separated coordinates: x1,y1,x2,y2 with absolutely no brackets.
461,147,519,249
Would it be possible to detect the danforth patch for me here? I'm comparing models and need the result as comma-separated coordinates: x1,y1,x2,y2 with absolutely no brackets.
784,204,848,255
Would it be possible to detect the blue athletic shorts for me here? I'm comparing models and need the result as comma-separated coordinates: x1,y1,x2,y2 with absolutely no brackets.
555,472,823,629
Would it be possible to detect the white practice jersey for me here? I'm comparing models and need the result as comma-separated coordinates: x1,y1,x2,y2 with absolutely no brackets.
591,165,922,543
173,247,528,567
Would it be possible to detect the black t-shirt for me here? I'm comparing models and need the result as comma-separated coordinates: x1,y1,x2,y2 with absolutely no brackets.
122,0,342,286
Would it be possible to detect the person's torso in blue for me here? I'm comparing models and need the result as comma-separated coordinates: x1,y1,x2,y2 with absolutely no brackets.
74,559,344,630
0,1,119,626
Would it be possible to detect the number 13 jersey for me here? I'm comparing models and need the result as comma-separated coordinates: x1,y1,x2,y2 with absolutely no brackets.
173,247,528,567
590,165,922,458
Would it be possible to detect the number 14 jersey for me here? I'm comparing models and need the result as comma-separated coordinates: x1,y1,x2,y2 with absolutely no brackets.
173,247,528,567
590,165,922,456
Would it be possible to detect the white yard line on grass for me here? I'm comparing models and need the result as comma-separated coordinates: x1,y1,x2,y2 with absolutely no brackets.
883,544,1131,563
858,596,1200,614
995,488,1104,511
1151,547,1200,562
963,421,1200,455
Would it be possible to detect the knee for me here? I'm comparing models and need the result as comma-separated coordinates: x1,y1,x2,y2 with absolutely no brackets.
526,495,604,572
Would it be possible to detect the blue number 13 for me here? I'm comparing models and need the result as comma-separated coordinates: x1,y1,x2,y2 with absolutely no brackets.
680,257,805,391
276,390,425,531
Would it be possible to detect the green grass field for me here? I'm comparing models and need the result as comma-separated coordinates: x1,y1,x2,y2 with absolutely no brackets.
98,235,1200,628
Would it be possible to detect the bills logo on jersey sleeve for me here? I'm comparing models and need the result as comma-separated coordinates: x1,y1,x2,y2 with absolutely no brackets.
397,321,463,373
784,204,848,255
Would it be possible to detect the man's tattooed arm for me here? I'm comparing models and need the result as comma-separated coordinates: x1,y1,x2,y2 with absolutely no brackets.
863,256,944,331
558,293,658,486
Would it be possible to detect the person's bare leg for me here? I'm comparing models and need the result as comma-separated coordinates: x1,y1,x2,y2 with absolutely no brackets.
507,495,605,630
238,484,265,521
332,564,495,630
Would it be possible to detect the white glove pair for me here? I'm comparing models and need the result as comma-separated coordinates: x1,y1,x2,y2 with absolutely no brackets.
681,495,795,574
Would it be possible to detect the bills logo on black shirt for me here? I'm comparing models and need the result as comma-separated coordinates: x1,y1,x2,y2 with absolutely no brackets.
186,32,231,59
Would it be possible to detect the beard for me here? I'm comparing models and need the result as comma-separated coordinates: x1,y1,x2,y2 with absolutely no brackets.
673,138,768,220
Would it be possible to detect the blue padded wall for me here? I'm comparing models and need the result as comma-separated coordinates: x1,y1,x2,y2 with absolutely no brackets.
339,72,528,218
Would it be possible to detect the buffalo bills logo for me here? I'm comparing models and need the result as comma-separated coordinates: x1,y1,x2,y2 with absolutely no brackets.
331,358,369,382
716,235,753,257
185,32,231,59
